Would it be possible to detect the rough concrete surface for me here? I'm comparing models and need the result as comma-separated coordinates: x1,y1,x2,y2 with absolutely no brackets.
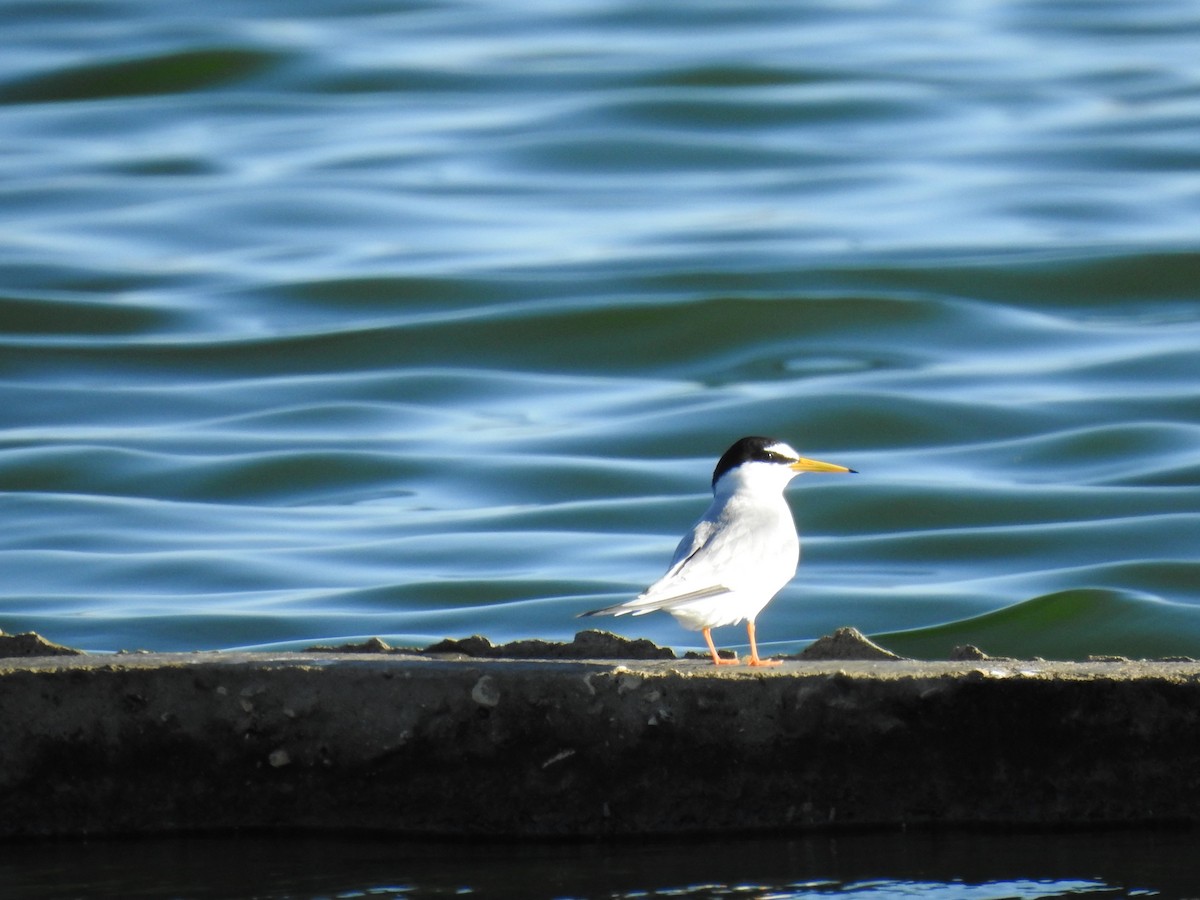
5,629,1200,840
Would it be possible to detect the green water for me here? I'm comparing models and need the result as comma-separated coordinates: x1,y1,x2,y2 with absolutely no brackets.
3,1,1200,662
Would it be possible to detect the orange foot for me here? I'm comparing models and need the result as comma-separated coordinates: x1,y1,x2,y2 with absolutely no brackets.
746,621,781,667
747,656,782,667
702,628,740,666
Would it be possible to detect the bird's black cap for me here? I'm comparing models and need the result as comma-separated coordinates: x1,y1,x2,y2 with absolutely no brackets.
711,436,792,489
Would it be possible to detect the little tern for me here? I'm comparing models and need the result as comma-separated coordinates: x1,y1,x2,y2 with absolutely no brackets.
582,436,855,666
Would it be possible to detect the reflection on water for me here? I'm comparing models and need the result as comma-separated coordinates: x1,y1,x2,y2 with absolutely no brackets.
0,828,1192,899
1,10,1199,654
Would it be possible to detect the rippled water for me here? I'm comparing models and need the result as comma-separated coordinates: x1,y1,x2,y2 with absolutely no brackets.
3,828,1197,899
3,1,1200,663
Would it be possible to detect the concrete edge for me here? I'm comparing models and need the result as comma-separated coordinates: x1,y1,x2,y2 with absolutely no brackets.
5,632,1200,839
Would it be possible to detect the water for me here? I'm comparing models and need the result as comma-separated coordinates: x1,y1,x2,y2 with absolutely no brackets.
3,0,1200,893
3,0,1199,661
1,829,1195,899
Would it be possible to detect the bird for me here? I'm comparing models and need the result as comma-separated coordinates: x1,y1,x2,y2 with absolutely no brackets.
581,436,855,666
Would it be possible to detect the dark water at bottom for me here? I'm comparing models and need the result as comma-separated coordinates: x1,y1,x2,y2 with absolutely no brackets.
2,828,1195,899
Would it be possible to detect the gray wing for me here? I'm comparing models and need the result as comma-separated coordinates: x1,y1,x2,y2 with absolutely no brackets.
580,516,733,618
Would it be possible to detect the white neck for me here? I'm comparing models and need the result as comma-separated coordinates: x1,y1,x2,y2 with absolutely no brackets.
714,461,797,499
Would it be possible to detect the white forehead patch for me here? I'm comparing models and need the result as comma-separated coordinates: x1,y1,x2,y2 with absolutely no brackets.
766,441,799,459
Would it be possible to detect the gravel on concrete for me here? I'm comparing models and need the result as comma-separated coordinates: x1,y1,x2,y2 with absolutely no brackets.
5,629,1200,839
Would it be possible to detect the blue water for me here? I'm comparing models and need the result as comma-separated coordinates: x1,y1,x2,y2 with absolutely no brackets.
4,0,1199,662
1,829,1195,899
2,1,1200,891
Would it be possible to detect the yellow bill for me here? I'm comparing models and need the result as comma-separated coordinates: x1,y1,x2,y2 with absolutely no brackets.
789,456,857,474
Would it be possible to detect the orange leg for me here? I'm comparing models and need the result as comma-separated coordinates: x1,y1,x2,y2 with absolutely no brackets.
746,620,781,667
703,627,740,666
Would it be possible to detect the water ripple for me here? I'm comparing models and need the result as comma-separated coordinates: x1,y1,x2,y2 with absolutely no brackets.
1,0,1199,659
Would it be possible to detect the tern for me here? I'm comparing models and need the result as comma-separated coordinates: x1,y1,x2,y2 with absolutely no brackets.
582,436,855,666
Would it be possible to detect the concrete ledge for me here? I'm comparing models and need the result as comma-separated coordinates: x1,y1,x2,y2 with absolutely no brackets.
5,644,1200,838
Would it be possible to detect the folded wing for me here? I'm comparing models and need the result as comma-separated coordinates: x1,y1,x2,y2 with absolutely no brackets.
581,517,735,617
